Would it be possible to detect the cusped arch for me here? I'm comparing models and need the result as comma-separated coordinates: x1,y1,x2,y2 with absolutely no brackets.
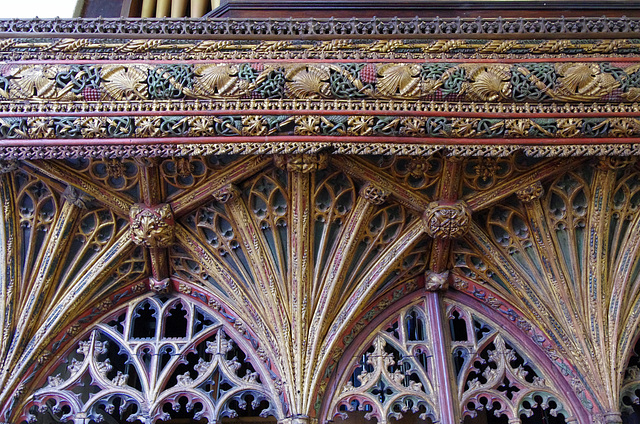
320,288,587,424
19,291,286,424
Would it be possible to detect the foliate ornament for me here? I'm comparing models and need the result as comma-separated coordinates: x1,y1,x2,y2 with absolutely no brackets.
361,183,389,205
273,153,329,173
129,203,175,248
212,184,240,203
424,270,449,291
423,201,471,239
516,181,544,204
62,185,95,209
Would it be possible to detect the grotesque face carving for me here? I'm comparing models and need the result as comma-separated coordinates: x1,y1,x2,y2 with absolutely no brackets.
129,203,175,248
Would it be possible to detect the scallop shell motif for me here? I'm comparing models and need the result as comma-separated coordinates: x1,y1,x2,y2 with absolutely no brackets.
470,71,511,101
376,64,420,97
556,63,596,94
101,65,149,101
191,64,239,97
287,66,330,98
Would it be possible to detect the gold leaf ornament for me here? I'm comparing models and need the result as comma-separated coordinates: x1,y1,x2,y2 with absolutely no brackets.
555,62,619,99
285,65,330,98
101,65,148,100
464,64,512,101
8,65,59,99
376,64,420,97
189,64,239,97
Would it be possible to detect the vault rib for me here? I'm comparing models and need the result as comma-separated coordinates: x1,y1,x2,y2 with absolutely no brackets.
303,193,375,412
289,168,313,414
332,155,431,211
0,229,134,406
24,160,133,217
310,218,426,395
465,158,576,212
174,223,283,365
170,155,272,217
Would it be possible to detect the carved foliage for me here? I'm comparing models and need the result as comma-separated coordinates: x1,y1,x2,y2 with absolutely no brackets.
129,203,175,248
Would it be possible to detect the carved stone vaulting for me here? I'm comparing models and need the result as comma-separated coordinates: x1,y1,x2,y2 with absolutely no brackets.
1,13,640,424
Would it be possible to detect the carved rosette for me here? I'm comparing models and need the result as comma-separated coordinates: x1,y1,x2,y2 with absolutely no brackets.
422,201,471,239
360,183,389,205
129,203,175,248
516,181,544,203
273,153,329,173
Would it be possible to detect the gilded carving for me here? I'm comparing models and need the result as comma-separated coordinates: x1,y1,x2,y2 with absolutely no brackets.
360,183,389,205
273,153,329,173
129,203,175,248
212,184,239,203
423,200,471,239
516,181,544,203
62,186,95,209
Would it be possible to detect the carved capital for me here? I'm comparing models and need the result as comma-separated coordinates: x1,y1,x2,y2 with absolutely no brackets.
425,270,449,291
516,181,544,203
423,200,471,239
129,203,175,248
279,416,318,424
360,183,389,205
212,184,240,203
62,185,95,209
274,153,329,173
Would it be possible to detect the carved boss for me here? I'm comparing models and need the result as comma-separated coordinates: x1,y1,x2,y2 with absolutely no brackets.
129,203,175,248
423,200,471,239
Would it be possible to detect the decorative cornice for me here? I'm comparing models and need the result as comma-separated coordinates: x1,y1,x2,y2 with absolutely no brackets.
1,141,640,159
0,17,639,40
1,38,640,60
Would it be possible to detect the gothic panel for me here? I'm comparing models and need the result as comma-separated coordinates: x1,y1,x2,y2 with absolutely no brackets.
20,293,284,424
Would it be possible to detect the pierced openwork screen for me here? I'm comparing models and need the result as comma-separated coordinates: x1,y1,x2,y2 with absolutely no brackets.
22,294,284,424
